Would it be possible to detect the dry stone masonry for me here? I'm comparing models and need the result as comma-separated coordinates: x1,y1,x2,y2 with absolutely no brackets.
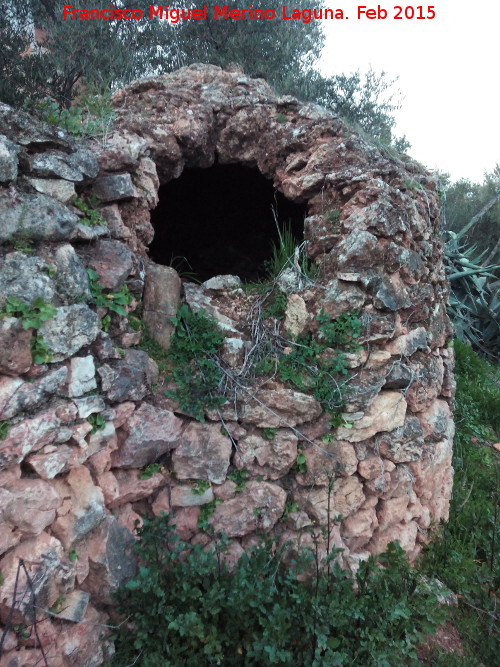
0,64,455,665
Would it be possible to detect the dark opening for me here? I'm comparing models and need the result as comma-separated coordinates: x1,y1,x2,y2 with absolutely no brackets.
148,164,307,282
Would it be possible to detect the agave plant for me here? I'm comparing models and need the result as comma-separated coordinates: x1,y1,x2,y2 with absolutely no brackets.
444,229,500,356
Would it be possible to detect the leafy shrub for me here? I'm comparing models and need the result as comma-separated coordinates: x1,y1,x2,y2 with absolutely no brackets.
421,341,499,664
277,310,361,419
33,90,116,138
87,268,133,317
110,514,445,666
74,195,107,227
0,296,56,330
165,305,226,421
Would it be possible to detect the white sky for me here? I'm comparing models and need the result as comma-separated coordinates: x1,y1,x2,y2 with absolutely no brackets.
319,0,499,182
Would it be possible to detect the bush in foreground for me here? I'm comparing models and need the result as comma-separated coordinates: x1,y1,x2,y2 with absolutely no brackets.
110,515,445,666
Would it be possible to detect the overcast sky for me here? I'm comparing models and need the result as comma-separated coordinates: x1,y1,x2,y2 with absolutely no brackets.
320,0,499,183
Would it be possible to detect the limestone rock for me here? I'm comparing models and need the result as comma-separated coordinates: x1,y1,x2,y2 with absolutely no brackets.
1,478,60,538
0,192,79,242
240,388,322,428
91,173,137,202
337,391,407,442
39,304,100,362
283,293,309,337
296,439,357,485
385,327,428,357
98,349,158,402
321,279,366,318
171,483,214,507
0,133,19,182
0,251,55,307
111,403,184,468
52,466,106,549
296,476,365,524
81,517,137,605
65,356,96,397
53,243,90,304
0,407,62,469
233,430,298,480
142,263,181,349
210,481,287,537
172,422,232,484
26,177,76,204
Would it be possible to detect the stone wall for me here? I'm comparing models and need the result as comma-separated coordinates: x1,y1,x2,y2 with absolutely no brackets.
0,64,455,665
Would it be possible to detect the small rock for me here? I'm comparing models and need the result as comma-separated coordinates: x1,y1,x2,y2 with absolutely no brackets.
111,403,184,468
0,192,79,242
98,349,158,402
336,391,407,442
0,133,19,182
172,422,232,484
26,177,76,204
210,481,287,537
142,263,181,350
39,304,100,362
66,355,96,397
91,173,137,202
0,317,32,376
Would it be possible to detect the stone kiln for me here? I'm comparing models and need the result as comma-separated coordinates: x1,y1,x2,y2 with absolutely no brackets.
0,64,455,665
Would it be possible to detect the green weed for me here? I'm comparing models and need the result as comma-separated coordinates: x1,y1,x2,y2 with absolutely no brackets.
165,305,226,422
139,463,161,480
74,195,107,227
0,296,56,330
228,468,250,492
87,268,133,317
30,334,52,364
110,515,445,666
88,412,105,435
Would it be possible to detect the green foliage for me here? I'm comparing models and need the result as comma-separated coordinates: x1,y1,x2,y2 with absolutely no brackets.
280,500,299,522
262,291,287,319
32,89,116,137
264,223,316,281
325,209,341,227
442,166,500,355
30,334,52,364
227,469,249,492
74,195,107,227
87,268,133,317
262,428,277,440
0,296,56,330
197,498,222,532
0,571,4,586
88,412,105,436
165,305,226,422
68,549,79,562
276,310,361,418
139,463,161,480
111,514,445,666
294,450,308,474
0,422,9,440
421,342,499,665
192,479,211,495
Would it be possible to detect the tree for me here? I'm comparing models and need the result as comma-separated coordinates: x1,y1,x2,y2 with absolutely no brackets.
0,0,407,148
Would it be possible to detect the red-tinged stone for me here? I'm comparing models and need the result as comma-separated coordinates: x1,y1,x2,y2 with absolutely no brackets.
377,496,410,531
296,439,357,486
85,239,134,291
152,488,170,516
2,478,60,538
107,469,167,509
0,408,61,470
367,521,418,556
51,467,106,549
172,421,232,484
0,532,71,625
210,482,287,537
81,517,136,605
233,430,297,481
111,402,184,469
0,317,32,376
